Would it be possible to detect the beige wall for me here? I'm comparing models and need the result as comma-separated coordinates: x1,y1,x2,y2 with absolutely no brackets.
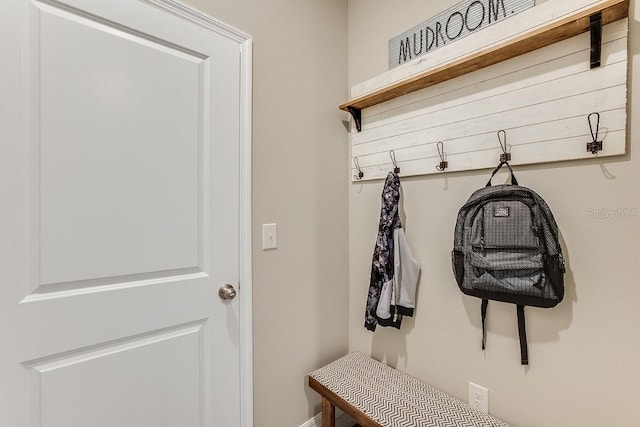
348,1,640,426
180,1,349,426
164,1,640,425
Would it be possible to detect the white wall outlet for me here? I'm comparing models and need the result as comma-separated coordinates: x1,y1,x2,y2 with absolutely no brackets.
262,223,278,250
468,382,489,414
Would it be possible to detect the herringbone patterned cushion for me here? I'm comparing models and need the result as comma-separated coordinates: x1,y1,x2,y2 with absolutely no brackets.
309,352,513,427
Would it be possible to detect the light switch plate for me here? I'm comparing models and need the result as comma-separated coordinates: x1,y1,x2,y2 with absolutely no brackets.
262,223,277,250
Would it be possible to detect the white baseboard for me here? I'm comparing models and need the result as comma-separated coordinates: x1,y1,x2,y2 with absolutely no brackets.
299,408,354,427
298,413,321,427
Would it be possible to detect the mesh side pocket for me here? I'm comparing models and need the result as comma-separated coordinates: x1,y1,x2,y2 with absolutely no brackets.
544,254,565,302
452,250,465,286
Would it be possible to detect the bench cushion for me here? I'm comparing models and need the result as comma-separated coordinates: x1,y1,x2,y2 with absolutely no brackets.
309,352,512,427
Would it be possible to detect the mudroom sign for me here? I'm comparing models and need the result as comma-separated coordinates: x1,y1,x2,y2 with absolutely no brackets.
389,0,534,68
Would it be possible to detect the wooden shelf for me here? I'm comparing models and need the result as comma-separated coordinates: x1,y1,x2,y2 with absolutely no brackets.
340,0,629,128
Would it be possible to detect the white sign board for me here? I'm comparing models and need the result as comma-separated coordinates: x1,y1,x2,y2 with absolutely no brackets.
389,0,535,69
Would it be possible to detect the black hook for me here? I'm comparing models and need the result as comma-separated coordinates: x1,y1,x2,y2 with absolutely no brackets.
587,112,602,154
498,130,511,162
390,150,400,174
436,141,448,171
353,157,364,180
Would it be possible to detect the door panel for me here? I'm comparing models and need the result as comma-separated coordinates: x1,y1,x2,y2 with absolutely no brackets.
24,321,204,427
0,0,248,426
38,2,203,288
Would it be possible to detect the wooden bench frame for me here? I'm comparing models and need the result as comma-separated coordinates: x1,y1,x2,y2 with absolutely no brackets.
309,376,378,427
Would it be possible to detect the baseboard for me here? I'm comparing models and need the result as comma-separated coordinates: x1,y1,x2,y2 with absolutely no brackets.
298,412,321,427
299,408,353,427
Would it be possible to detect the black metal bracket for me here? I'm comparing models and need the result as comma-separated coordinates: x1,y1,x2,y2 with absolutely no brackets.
346,106,362,132
590,12,602,69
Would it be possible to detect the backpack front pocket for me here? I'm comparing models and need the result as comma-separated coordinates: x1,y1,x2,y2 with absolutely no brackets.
469,200,544,297
476,200,540,249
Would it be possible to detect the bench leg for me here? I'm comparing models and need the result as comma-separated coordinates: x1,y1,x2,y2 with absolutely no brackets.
321,397,335,427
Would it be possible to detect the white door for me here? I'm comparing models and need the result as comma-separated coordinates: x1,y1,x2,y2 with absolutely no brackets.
0,1,252,426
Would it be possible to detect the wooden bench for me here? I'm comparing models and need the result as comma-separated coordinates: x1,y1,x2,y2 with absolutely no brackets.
309,352,513,427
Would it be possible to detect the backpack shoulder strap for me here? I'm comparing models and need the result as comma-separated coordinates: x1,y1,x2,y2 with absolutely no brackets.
517,305,529,365
481,299,488,350
482,302,530,365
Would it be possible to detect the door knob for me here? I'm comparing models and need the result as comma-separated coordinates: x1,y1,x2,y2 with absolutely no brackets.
218,284,237,300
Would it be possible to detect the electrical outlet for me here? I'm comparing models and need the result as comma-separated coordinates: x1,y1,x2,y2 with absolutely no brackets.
468,382,489,414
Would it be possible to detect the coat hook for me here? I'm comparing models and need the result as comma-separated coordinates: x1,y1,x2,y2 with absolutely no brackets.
389,150,400,174
587,112,602,154
498,130,511,162
353,157,364,180
436,141,448,171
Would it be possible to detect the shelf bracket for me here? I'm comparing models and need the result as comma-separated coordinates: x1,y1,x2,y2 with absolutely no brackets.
347,106,362,132
590,12,603,68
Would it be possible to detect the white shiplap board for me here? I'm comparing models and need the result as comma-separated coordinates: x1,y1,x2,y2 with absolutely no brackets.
351,18,628,181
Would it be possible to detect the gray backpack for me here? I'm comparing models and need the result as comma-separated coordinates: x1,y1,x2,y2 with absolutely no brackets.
452,162,565,365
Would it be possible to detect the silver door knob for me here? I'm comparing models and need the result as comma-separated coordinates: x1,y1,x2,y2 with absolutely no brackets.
218,284,237,300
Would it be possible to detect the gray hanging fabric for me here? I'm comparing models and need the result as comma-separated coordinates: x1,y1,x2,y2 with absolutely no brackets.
364,172,420,331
